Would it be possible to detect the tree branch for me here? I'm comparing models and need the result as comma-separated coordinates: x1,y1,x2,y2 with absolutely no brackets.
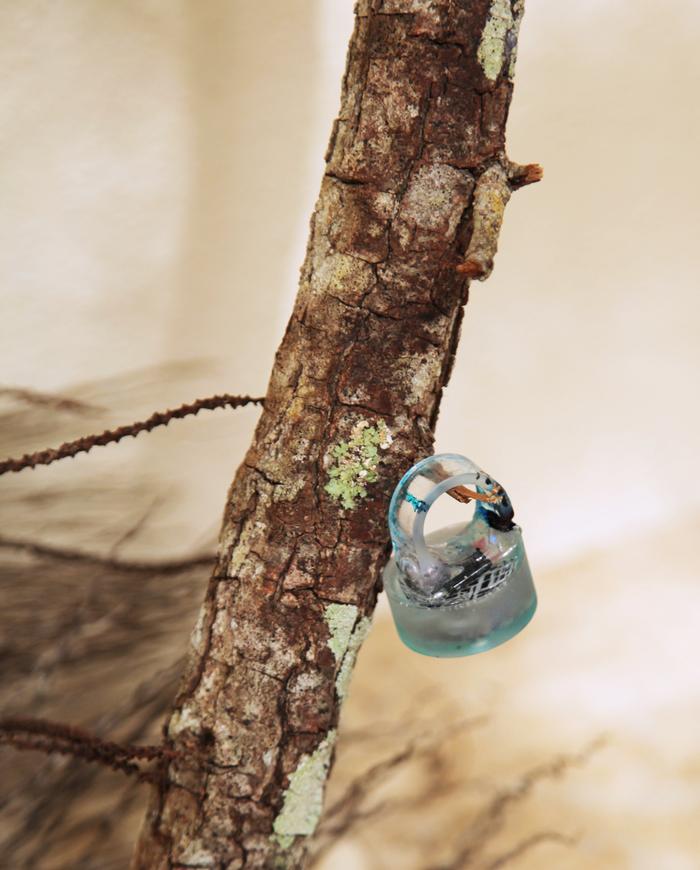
132,1,538,866
480,831,577,870
430,739,604,870
0,534,214,575
0,385,100,414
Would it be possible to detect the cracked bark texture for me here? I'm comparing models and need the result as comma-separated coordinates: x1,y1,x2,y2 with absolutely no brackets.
132,1,529,867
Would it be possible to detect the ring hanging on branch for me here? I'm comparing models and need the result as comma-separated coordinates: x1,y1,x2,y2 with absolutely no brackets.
383,454,537,658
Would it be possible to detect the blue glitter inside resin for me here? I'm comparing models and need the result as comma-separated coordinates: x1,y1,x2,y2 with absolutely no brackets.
405,492,428,513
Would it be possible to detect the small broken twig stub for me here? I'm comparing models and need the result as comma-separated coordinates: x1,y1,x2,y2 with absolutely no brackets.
509,161,544,189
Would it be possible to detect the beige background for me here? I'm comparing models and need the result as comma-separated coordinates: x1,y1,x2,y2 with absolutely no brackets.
1,1,699,868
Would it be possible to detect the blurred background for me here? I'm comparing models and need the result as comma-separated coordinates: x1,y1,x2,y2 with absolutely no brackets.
1,1,699,867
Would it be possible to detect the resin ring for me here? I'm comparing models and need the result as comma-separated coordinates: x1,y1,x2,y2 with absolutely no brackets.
382,453,537,657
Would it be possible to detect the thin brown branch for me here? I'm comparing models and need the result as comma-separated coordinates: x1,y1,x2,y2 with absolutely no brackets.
321,745,417,829
0,385,100,414
431,738,606,870
0,717,172,783
0,660,184,865
0,534,214,574
0,392,264,476
312,716,486,863
480,831,576,870
324,715,485,827
107,497,162,557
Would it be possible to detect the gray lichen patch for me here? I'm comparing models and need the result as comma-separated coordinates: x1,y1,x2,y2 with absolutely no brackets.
324,603,359,661
508,0,525,79
226,513,268,577
325,178,393,263
396,164,474,251
272,476,307,504
189,602,210,656
400,347,444,410
324,419,393,510
175,840,216,867
168,703,201,739
336,617,372,700
477,0,514,82
271,730,337,846
310,251,375,307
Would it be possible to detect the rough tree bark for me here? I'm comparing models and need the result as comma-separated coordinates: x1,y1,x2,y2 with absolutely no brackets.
132,1,535,867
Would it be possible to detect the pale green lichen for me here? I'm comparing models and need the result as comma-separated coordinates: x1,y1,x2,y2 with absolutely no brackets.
272,834,295,851
324,603,359,661
189,604,208,655
271,730,337,847
324,420,392,510
508,0,525,80
477,0,514,82
335,617,372,700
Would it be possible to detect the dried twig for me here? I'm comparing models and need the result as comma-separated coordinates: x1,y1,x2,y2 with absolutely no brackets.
312,716,485,863
480,831,576,870
0,393,264,476
0,717,172,783
0,386,100,414
0,660,184,862
0,534,214,574
108,497,162,557
431,738,606,870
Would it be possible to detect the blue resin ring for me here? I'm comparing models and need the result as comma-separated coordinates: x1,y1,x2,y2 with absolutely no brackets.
382,454,537,657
